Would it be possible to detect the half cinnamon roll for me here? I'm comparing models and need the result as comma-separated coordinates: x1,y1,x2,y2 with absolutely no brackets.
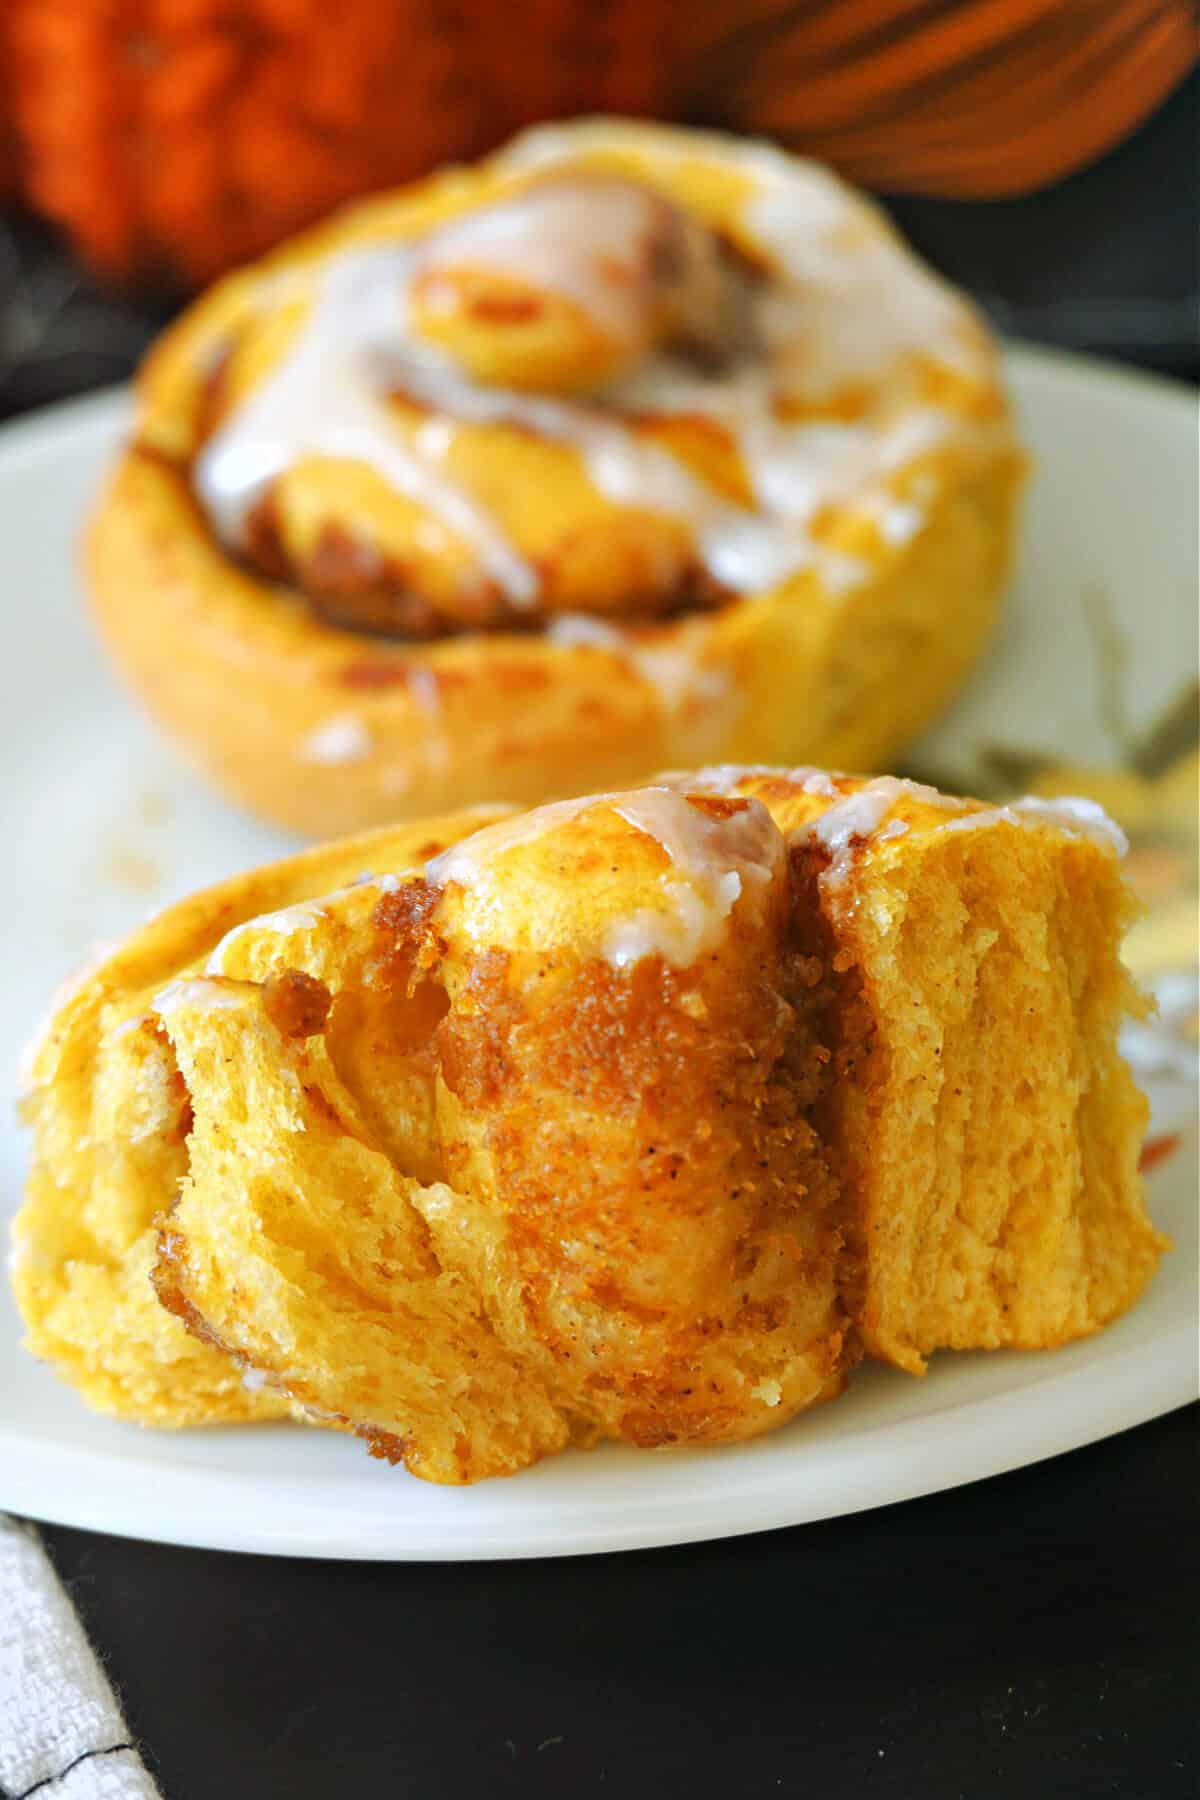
13,768,1163,1481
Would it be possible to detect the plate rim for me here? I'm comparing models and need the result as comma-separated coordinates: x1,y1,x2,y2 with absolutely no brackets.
1,1288,1195,1560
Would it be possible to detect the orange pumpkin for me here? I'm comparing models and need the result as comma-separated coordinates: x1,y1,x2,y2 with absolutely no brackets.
0,27,15,197
4,0,1196,285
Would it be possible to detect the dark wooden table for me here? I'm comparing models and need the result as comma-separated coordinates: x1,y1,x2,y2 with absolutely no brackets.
8,68,1198,1800
37,1405,1198,1799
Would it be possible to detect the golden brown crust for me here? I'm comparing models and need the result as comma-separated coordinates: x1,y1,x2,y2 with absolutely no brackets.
12,769,1161,1481
11,809,506,1432
87,441,1023,837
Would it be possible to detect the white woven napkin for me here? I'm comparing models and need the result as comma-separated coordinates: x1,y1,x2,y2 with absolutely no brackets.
0,1515,162,1799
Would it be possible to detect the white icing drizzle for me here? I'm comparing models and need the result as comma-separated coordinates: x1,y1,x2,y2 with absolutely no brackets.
939,794,1128,856
428,784,784,968
498,121,979,399
657,772,1126,887
791,769,843,799
301,714,372,765
629,641,732,713
1010,794,1129,854
748,187,973,401
788,774,970,883
398,663,452,772
659,763,843,798
414,179,684,342
406,665,442,716
801,782,903,862
606,381,954,595
194,121,994,607
777,776,1126,888
546,613,730,714
153,977,250,1017
194,243,539,604
206,902,327,976
108,1011,154,1041
605,789,782,966
547,611,648,654
860,493,923,546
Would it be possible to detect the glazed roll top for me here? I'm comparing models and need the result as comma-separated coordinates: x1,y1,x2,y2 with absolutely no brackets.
142,118,1011,639
156,785,854,1477
424,789,851,1444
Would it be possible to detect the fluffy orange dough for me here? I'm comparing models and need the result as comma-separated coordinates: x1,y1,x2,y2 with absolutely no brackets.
12,770,1164,1482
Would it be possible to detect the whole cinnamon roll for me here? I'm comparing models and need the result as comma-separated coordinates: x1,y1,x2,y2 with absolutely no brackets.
87,119,1026,837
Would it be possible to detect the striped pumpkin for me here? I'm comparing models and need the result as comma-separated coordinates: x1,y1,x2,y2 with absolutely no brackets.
3,0,1195,284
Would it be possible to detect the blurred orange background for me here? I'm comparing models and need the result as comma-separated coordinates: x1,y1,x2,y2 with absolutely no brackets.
1,0,1195,286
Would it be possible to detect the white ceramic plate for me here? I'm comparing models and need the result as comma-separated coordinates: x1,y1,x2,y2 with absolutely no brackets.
0,347,1196,1559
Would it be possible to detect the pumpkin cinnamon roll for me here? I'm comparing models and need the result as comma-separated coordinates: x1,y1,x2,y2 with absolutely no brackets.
86,119,1026,837
13,768,1163,1482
